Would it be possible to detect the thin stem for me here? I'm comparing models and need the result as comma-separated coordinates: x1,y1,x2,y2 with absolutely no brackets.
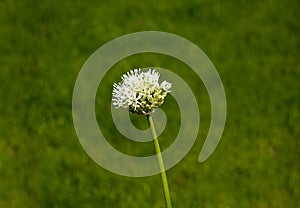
147,115,172,208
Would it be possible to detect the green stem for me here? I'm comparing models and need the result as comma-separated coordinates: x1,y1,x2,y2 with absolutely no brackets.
147,115,172,208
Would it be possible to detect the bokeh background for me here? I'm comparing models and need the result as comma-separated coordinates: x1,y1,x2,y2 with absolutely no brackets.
0,0,299,207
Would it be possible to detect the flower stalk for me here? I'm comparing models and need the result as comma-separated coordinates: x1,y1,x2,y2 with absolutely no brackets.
147,115,172,208
112,68,172,207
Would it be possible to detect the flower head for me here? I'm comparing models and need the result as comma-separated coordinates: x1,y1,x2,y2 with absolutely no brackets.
112,68,172,115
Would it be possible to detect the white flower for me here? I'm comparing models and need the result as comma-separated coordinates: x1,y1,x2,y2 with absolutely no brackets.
160,81,172,93
112,68,172,115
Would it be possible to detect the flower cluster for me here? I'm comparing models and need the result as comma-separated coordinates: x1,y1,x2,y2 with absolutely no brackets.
112,68,172,115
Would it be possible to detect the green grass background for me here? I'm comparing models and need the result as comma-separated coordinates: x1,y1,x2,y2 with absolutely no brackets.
0,0,299,207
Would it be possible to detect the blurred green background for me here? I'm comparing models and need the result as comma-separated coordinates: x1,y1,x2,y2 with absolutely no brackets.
0,0,299,207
